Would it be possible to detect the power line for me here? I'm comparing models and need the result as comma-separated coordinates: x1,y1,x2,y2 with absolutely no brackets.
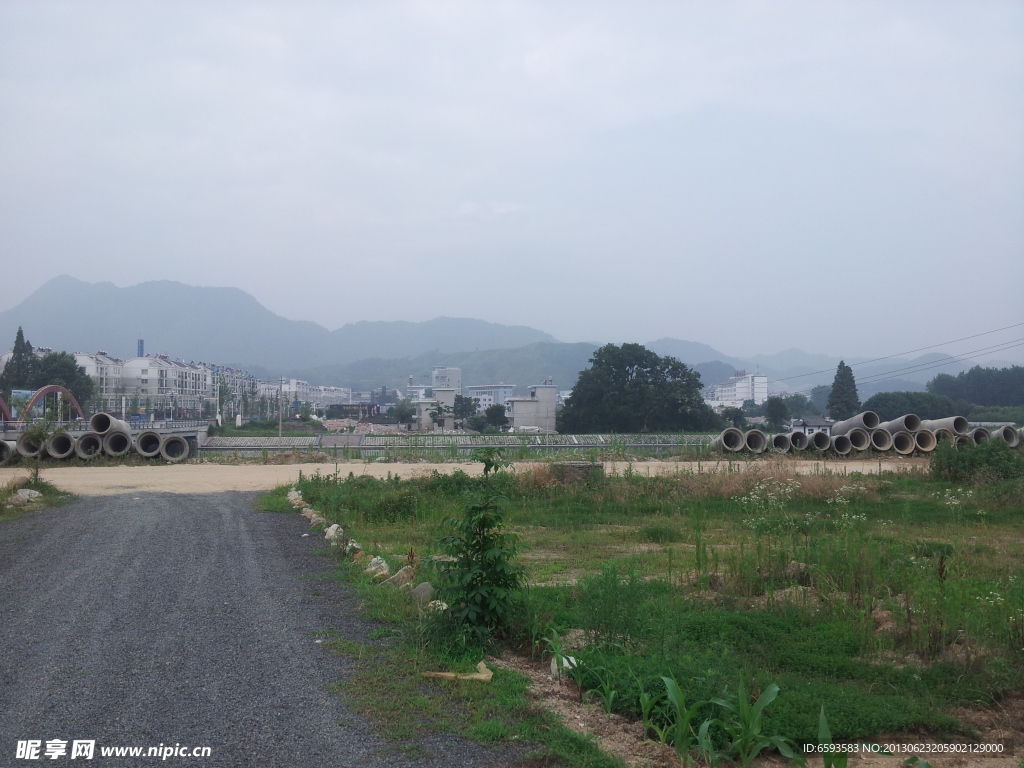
768,322,1024,385
785,339,1024,395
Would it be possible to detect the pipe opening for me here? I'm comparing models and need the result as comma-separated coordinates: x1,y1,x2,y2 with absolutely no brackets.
722,429,743,450
161,436,189,462
89,413,113,434
892,432,915,454
789,432,809,450
914,430,937,452
137,433,162,456
47,434,75,459
831,435,852,455
104,432,132,457
810,432,831,450
848,428,869,450
861,411,880,429
0,441,13,466
744,430,767,453
76,433,103,459
771,434,791,452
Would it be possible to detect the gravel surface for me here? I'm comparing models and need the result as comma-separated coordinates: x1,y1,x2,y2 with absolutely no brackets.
0,493,522,767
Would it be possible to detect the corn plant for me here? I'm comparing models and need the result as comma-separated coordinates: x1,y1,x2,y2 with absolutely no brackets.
710,681,805,768
630,669,664,740
818,707,848,768
584,666,619,714
661,676,706,766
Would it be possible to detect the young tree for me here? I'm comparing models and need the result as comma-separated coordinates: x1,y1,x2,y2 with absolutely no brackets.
720,407,747,429
0,327,36,398
483,403,509,429
390,398,415,424
826,361,860,420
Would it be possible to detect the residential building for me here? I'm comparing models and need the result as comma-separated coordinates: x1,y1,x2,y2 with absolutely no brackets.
786,417,833,436
703,370,769,409
73,352,125,411
506,381,558,432
465,384,516,412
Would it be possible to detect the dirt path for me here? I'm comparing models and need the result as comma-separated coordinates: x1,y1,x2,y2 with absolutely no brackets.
0,457,929,496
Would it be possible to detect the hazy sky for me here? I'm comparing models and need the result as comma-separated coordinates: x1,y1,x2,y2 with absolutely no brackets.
2,1,1022,361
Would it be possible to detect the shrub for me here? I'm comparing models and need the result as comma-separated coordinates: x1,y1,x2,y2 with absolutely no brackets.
930,439,1024,484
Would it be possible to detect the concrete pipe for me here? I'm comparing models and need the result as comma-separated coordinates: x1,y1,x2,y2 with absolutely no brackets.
830,434,853,455
920,416,969,435
829,411,880,436
710,428,745,452
75,432,104,459
879,414,921,434
847,427,871,451
89,412,131,436
45,433,76,460
103,431,133,458
744,429,767,454
870,429,893,451
892,432,916,455
914,429,937,453
933,428,954,443
135,431,163,458
770,433,792,452
953,435,971,447
16,431,45,458
966,427,990,445
160,435,189,463
990,425,1020,447
788,431,809,450
0,440,15,466
808,431,831,451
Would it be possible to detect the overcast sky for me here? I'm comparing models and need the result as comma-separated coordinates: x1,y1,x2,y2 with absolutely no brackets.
2,1,1022,361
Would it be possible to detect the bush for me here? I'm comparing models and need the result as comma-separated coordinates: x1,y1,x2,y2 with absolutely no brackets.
930,439,1024,484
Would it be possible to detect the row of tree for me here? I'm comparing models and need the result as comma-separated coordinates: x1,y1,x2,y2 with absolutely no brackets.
0,328,95,409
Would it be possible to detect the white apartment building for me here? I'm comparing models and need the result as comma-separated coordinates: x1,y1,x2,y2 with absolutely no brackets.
431,366,462,394
703,370,769,409
506,382,558,432
73,353,124,410
464,384,516,412
121,355,212,416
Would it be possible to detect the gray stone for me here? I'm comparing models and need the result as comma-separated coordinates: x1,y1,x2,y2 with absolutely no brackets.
16,489,42,500
410,582,434,606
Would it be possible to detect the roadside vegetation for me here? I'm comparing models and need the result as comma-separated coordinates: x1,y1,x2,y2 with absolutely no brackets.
0,476,70,522
273,441,1024,766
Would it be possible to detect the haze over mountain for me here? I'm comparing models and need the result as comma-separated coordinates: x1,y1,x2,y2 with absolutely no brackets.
0,276,556,371
0,277,1011,398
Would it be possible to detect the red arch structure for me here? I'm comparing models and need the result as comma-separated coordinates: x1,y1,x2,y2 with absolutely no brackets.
21,385,85,421
0,396,11,421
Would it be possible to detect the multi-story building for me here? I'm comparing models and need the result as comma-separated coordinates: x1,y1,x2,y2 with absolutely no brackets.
506,381,558,432
121,355,212,417
431,366,462,394
73,352,125,410
703,370,768,409
465,384,516,413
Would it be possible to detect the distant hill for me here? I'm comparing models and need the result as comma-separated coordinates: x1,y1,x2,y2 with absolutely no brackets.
0,276,557,373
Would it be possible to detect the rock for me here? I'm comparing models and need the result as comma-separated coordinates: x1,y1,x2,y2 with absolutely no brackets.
410,582,434,606
425,600,448,612
16,489,42,500
383,565,414,587
301,508,316,518
309,515,326,527
324,524,342,540
346,540,362,555
352,551,367,562
365,556,389,576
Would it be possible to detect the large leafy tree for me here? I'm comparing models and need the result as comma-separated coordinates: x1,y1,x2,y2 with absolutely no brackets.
927,366,1024,407
862,391,956,421
826,360,860,420
558,343,718,433
764,396,790,429
0,327,37,398
31,352,95,407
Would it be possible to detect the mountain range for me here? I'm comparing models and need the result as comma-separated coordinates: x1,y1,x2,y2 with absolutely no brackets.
0,276,1010,397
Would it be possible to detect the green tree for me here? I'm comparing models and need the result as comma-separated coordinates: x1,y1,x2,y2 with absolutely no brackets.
453,394,480,419
558,343,716,433
30,351,95,407
862,391,956,421
764,396,790,429
809,385,831,415
0,327,36,399
483,403,509,429
826,361,860,420
927,366,1024,407
720,407,747,429
390,398,415,423
781,393,820,418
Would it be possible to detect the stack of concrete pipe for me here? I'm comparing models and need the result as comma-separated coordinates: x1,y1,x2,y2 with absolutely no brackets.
3,412,194,464
711,409,1021,455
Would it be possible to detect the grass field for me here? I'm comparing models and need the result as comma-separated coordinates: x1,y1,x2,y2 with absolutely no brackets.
274,445,1024,765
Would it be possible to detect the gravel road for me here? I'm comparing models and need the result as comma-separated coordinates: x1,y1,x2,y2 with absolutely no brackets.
0,493,520,767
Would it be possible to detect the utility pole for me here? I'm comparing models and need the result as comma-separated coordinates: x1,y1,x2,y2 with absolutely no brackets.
278,376,284,448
